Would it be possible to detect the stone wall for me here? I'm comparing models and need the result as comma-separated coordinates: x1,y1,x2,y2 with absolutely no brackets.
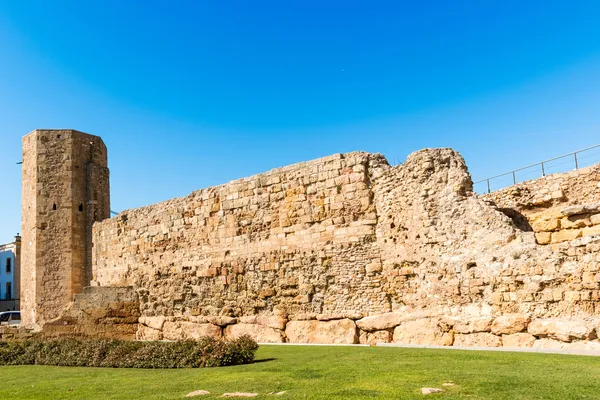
42,286,139,340
90,148,600,349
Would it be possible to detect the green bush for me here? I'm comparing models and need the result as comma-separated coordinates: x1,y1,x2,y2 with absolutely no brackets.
0,335,258,368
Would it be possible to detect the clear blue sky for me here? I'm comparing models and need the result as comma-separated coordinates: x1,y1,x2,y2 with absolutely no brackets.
1,1,600,244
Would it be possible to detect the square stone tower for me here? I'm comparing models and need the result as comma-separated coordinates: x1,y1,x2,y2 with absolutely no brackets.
21,129,110,329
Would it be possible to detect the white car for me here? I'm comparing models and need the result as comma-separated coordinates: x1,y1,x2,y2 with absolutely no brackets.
0,311,20,325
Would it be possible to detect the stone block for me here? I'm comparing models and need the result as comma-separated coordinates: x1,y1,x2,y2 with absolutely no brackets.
356,312,403,331
256,316,288,330
551,229,583,243
393,318,453,346
453,333,502,348
532,218,560,232
359,330,392,345
162,321,222,340
491,314,529,335
285,319,358,344
502,333,536,348
535,232,552,245
224,323,284,343
528,319,596,342
583,225,600,238
452,317,492,334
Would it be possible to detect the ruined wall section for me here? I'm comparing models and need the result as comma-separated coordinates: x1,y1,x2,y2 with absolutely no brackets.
21,130,109,329
93,152,390,321
482,164,600,245
483,164,600,214
91,148,600,348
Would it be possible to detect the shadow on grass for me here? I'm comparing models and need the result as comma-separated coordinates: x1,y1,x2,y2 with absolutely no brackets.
252,358,277,364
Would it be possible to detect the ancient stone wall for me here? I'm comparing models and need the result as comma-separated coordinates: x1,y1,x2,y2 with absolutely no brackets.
93,152,387,319
21,130,110,329
42,286,139,340
90,148,600,349
483,164,600,245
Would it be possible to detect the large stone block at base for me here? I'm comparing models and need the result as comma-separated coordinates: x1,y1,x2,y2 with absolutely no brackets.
162,321,222,340
454,333,502,348
528,319,596,342
356,312,402,331
224,323,285,343
359,330,392,345
502,333,536,348
392,318,453,346
286,319,358,344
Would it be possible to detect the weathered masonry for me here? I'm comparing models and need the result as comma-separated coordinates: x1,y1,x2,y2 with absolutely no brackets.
21,130,110,329
20,129,600,349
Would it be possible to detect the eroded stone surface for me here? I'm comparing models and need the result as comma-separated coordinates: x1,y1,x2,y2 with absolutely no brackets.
356,312,403,331
528,319,596,342
359,330,392,345
20,131,600,348
393,318,453,346
491,314,529,335
162,321,222,340
502,333,536,348
454,333,502,348
224,323,284,343
286,319,358,344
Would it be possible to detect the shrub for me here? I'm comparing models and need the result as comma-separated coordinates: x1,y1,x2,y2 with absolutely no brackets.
0,335,258,368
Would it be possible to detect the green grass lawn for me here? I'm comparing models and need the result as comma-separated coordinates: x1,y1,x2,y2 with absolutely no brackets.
1,345,599,399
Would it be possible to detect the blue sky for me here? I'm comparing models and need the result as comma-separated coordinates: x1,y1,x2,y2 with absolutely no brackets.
1,1,600,243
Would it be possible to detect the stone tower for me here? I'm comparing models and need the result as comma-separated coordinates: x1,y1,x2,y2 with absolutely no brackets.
21,129,110,329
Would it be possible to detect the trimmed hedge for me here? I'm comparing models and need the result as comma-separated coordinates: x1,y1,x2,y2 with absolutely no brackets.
0,335,258,368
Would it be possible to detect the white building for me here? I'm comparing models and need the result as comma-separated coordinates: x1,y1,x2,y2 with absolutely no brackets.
0,235,20,311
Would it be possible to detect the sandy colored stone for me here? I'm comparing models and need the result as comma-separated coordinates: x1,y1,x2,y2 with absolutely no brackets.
162,321,222,340
551,229,583,243
491,314,529,335
136,325,162,341
452,317,492,334
20,128,600,347
535,232,552,245
528,319,596,342
454,333,502,348
393,318,453,346
532,218,560,232
356,312,403,331
141,316,166,331
207,316,237,327
564,340,600,350
285,319,358,344
186,390,210,397
359,330,392,345
256,315,288,330
222,393,258,398
532,338,565,349
224,323,284,343
316,313,345,321
583,225,600,238
502,333,536,348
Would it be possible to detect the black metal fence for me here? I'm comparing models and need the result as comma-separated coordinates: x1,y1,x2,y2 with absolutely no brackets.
474,144,600,194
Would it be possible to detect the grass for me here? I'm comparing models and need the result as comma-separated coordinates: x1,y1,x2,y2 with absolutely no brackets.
1,345,599,399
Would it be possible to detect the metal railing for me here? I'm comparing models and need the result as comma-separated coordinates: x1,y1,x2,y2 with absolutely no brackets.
474,144,600,194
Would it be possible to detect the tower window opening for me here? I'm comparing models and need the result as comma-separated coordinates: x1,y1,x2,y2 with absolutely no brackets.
79,203,84,212
52,203,57,210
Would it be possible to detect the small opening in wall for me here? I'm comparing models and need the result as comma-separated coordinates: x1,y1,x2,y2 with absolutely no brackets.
52,203,57,210
79,203,84,212
57,134,62,139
